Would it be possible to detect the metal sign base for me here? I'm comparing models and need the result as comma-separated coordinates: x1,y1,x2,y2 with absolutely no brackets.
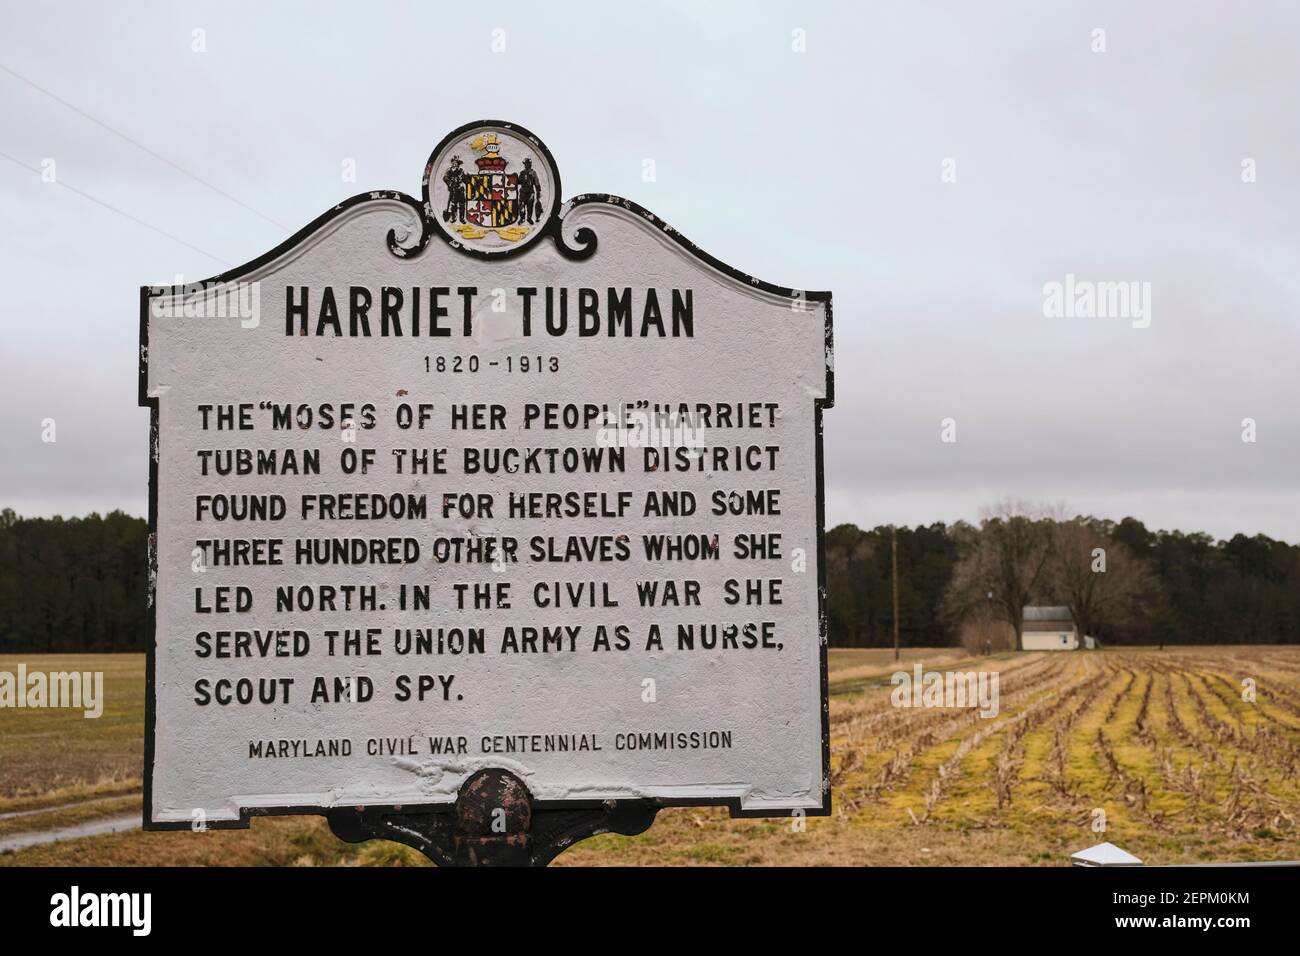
325,768,660,867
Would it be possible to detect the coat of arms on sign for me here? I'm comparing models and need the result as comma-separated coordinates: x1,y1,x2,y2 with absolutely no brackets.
421,122,561,258
440,132,543,243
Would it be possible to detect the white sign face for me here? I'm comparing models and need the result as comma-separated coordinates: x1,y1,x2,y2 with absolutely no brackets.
139,121,833,828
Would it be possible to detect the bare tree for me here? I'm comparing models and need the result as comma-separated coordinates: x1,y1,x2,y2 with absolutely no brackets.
945,500,1058,651
958,601,1011,654
1050,518,1153,645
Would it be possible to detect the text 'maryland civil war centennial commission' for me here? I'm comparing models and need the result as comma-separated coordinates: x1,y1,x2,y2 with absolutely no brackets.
138,121,834,830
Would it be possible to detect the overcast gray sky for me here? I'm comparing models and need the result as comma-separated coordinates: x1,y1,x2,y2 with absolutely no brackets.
2,0,1297,540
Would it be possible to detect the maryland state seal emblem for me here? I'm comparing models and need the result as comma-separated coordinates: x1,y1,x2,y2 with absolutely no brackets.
426,123,555,256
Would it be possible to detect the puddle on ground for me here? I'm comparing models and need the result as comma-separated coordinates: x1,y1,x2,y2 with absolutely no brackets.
0,813,141,853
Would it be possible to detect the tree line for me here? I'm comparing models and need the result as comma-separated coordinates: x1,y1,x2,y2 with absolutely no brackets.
0,509,148,653
826,501,1300,649
1,504,1297,652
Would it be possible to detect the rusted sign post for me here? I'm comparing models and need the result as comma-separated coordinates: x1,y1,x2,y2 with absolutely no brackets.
139,121,833,865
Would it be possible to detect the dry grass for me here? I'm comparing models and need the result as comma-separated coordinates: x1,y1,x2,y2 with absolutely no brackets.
0,654,144,803
828,647,970,696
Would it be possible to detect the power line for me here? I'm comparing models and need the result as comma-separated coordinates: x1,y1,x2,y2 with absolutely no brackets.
0,61,293,233
0,149,231,266
892,525,900,662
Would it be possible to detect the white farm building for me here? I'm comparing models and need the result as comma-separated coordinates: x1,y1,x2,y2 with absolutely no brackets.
1021,606,1096,650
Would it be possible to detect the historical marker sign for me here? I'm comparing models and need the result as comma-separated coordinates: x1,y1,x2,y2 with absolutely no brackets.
139,121,833,837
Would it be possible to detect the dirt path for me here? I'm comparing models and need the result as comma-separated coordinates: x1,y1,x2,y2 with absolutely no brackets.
0,795,131,822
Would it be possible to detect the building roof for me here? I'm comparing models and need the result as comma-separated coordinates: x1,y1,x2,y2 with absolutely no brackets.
1023,606,1073,622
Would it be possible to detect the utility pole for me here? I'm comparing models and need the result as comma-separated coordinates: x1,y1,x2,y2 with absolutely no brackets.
891,526,900,663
